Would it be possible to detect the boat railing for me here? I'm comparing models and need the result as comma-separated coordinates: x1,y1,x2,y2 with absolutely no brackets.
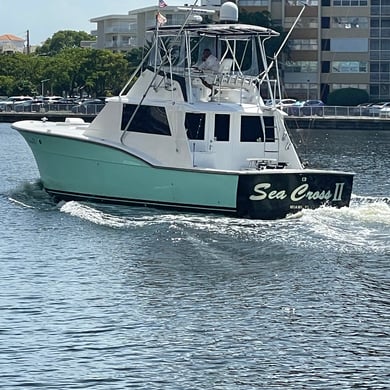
284,105,389,118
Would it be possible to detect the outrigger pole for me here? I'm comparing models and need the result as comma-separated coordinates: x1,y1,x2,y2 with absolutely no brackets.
259,2,307,103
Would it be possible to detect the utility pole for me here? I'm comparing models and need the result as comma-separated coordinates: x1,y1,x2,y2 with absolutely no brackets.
26,30,30,55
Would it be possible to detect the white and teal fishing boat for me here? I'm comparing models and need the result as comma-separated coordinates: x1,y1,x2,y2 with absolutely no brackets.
12,2,353,219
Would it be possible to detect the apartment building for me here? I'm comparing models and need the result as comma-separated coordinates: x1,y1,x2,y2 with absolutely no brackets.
90,14,137,51
90,5,218,53
238,0,390,102
90,1,390,101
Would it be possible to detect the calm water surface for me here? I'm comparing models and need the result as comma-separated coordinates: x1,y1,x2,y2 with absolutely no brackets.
0,123,389,389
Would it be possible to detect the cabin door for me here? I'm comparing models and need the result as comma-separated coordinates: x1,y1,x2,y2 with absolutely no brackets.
263,116,279,159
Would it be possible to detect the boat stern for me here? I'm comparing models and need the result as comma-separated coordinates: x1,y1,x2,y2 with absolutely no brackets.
236,170,354,219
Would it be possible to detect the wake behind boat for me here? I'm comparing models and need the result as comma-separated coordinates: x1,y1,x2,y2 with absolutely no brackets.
12,2,353,220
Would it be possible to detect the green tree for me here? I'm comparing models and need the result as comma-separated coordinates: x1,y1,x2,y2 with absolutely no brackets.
327,88,369,106
0,30,148,98
53,48,89,96
83,49,130,96
0,75,15,96
0,53,40,95
124,48,144,74
36,30,94,56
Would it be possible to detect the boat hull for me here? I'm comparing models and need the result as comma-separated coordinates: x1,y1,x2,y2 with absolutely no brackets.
16,130,353,220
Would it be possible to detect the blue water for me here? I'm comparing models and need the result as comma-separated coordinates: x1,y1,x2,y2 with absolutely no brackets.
0,122,389,389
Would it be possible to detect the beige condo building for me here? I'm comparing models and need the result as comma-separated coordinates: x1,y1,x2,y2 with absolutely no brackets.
238,0,389,102
90,0,389,102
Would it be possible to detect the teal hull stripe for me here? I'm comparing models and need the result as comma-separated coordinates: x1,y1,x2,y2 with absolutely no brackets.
19,130,239,209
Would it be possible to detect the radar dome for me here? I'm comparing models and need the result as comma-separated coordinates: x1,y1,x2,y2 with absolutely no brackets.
220,1,239,23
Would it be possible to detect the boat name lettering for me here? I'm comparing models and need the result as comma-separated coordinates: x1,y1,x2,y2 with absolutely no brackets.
249,183,287,201
249,182,345,202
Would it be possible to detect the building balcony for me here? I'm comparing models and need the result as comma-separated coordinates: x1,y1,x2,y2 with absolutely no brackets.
239,0,269,5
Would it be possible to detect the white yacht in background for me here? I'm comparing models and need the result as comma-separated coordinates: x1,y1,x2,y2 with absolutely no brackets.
12,2,354,219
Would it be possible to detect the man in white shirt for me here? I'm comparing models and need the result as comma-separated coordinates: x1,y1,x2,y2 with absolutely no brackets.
195,49,219,91
197,49,219,72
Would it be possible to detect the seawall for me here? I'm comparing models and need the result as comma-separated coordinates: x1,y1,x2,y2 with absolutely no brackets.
285,116,390,131
0,112,95,123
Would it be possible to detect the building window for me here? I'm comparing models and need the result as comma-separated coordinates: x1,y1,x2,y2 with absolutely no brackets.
289,39,318,50
321,39,330,51
370,84,390,97
370,39,380,50
330,38,368,52
284,61,318,72
238,0,269,5
332,61,368,73
371,19,380,28
285,17,318,29
333,0,368,5
322,17,330,29
332,84,368,91
288,0,319,5
331,17,368,29
322,61,330,73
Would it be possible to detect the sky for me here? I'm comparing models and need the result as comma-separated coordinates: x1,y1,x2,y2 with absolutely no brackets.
0,0,185,45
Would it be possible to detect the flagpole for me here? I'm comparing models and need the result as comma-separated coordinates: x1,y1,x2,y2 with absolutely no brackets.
154,0,168,71
154,2,160,71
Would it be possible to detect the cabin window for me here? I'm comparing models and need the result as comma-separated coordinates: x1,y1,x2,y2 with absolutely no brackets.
240,116,263,142
264,117,275,142
214,114,230,141
121,104,171,136
185,113,205,140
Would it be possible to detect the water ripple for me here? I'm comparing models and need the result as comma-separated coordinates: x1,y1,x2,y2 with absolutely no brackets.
1,124,389,389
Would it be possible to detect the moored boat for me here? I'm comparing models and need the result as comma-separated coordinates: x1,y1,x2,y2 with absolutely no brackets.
12,2,354,220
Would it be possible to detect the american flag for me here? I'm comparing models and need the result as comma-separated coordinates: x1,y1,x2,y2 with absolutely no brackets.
159,0,167,8
156,11,167,26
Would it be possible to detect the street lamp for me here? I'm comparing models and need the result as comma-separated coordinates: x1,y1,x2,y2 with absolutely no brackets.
41,79,50,97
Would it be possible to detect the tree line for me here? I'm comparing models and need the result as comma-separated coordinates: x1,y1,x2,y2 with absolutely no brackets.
0,31,143,98
0,12,283,99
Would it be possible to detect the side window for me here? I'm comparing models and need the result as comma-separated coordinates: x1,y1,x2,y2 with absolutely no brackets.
121,104,171,136
240,116,263,142
214,114,230,141
185,113,205,140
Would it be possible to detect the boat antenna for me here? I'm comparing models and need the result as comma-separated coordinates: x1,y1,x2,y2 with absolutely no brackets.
173,0,201,40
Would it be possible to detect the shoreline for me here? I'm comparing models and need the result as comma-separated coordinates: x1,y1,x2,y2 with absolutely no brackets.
1,111,390,130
